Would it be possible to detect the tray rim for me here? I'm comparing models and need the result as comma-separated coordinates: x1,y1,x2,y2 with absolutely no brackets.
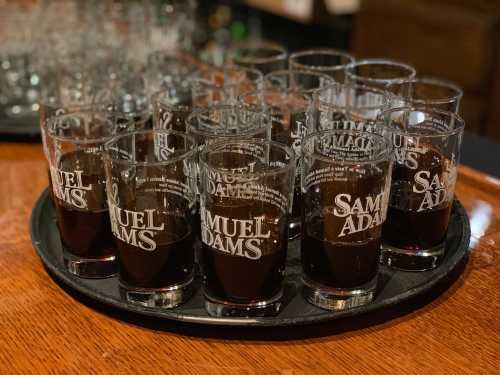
0,113,40,137
30,188,471,327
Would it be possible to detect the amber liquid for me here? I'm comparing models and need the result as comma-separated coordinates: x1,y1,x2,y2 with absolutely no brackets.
202,243,286,303
53,151,114,258
118,229,195,289
383,205,451,251
55,206,115,258
384,149,452,251
301,232,381,288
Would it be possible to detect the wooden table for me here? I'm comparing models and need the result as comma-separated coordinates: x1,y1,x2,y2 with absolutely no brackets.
0,142,498,374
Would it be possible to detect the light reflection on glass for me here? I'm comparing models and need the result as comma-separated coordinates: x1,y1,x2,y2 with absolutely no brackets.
469,201,492,248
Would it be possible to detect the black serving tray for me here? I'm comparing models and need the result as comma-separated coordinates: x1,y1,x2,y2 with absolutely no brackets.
0,109,40,141
30,188,471,327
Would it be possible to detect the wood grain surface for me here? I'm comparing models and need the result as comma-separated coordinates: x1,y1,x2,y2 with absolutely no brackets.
0,143,498,374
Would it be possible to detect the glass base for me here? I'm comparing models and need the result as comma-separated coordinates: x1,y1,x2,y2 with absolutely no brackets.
119,276,195,308
63,250,117,279
380,242,445,271
302,276,377,311
204,290,283,317
288,218,301,240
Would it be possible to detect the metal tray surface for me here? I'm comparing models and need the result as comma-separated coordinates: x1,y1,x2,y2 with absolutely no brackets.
30,189,471,327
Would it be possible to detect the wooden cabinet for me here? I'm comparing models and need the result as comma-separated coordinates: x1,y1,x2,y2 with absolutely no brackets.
352,0,500,140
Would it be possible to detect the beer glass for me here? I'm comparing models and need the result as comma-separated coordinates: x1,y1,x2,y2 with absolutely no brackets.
378,107,465,271
146,50,198,102
345,59,416,89
186,104,270,145
316,82,388,133
149,51,199,132
192,66,263,107
152,90,192,133
104,130,198,307
301,130,393,310
228,41,288,75
289,48,355,82
385,77,463,113
44,110,118,278
199,139,295,316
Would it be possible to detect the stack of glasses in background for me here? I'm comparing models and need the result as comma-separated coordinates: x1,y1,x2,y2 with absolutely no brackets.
0,0,198,125
20,1,465,316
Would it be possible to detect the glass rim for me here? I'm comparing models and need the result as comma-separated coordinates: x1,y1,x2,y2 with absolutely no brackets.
264,69,335,94
345,59,417,84
186,104,269,138
385,77,463,105
39,95,151,113
289,48,355,72
46,110,117,145
200,138,296,178
193,65,264,90
377,106,465,137
151,90,192,110
103,129,197,167
238,88,312,108
229,41,288,64
38,98,109,110
316,82,388,110
147,50,199,71
302,129,393,165
41,101,152,127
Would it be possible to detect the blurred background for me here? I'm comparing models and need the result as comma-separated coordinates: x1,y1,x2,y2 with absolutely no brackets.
0,0,499,175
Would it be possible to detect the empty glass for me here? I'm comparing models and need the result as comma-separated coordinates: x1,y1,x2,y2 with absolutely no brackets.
315,82,388,132
385,77,463,113
345,59,416,89
289,48,355,82
228,41,288,75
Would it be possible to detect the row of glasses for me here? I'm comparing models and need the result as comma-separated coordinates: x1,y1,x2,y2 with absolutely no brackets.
150,51,264,135
311,58,464,282
227,51,465,308
236,56,395,309
43,101,393,314
42,99,464,315
40,39,466,314
2,0,194,130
